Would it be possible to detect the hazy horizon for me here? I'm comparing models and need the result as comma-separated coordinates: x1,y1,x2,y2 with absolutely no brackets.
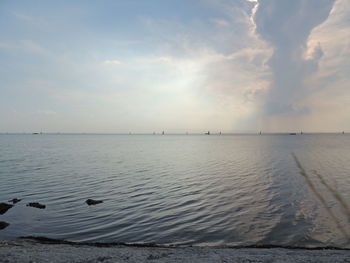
1,0,349,133
0,131,348,135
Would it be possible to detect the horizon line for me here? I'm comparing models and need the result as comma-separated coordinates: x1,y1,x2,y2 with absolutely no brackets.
0,131,347,135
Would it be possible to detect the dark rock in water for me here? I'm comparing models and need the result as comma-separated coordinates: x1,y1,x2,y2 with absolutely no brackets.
26,202,46,209
86,199,103,206
9,198,21,204
0,203,13,215
0,221,10,230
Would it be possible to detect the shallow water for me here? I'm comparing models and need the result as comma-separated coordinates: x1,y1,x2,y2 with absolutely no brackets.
0,134,349,248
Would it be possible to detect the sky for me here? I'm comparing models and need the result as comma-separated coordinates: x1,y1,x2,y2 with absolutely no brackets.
0,0,349,133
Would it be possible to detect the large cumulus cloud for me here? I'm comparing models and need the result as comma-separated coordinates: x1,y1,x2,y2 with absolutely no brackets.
254,0,335,115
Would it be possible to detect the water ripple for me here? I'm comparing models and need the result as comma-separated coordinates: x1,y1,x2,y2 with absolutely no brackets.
0,134,349,248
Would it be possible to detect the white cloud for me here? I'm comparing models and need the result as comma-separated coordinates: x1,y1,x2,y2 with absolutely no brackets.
103,60,121,65
12,12,48,28
13,12,36,22
210,18,230,26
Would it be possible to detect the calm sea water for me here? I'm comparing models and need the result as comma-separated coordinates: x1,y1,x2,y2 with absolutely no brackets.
0,134,349,248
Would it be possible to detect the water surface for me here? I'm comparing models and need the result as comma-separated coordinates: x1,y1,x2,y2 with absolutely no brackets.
0,134,349,248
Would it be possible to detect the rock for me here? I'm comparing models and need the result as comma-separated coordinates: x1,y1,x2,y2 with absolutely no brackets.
9,198,21,204
0,203,13,215
85,199,103,206
26,202,46,209
0,221,9,230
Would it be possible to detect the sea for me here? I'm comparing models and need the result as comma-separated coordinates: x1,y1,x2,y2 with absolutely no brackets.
0,134,349,248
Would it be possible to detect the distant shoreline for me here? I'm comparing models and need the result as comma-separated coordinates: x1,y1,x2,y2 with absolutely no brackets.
0,132,347,135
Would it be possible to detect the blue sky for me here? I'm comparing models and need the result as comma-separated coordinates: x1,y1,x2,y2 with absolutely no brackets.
1,0,349,133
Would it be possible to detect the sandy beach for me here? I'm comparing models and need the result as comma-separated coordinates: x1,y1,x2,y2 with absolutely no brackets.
1,238,349,263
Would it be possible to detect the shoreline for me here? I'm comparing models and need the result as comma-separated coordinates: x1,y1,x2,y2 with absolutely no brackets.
15,236,350,250
1,238,350,263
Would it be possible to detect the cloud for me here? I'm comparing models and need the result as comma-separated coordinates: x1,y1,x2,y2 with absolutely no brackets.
2,0,349,132
210,18,230,27
13,12,36,22
253,0,335,116
12,12,48,28
103,60,121,65
133,0,272,131
306,0,350,83
0,40,49,55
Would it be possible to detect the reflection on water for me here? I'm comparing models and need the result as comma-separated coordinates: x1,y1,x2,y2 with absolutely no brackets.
292,153,350,242
0,134,349,248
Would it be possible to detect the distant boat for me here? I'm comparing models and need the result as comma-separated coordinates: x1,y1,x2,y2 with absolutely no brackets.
301,131,303,135
205,131,210,135
289,133,297,135
162,131,165,135
32,133,39,135
259,131,262,135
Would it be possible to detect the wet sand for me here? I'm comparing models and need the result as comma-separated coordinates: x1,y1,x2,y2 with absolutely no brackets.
1,238,349,263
